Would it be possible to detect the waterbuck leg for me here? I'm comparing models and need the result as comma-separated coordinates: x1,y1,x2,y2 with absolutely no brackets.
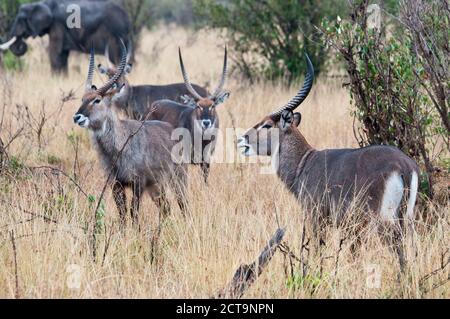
393,220,407,274
200,162,210,183
149,185,171,218
380,220,407,275
157,191,170,218
176,195,187,215
112,181,127,227
173,167,188,214
130,180,143,228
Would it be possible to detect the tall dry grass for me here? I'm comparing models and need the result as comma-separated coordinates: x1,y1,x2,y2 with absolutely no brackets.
0,26,448,298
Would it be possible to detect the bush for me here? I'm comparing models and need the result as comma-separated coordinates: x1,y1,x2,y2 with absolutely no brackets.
399,0,449,143
0,0,24,38
2,50,23,71
117,0,153,46
320,0,448,197
150,0,195,26
194,0,347,84
0,0,34,70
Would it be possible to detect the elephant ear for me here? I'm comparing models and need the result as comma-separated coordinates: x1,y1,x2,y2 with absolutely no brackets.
28,3,53,37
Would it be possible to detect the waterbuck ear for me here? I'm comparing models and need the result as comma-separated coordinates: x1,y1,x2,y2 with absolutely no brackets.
112,83,126,97
125,63,133,74
98,64,107,74
293,112,302,127
180,94,197,107
279,110,294,131
214,91,230,106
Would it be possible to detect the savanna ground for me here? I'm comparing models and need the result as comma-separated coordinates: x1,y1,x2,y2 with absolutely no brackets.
0,26,448,298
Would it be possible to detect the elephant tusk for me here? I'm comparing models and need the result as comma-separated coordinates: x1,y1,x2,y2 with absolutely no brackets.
0,37,17,51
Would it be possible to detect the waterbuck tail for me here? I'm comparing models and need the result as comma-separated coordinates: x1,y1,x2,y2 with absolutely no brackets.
406,171,419,220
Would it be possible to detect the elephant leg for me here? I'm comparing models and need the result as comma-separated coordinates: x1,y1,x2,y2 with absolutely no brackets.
130,180,143,228
49,49,69,74
112,180,127,227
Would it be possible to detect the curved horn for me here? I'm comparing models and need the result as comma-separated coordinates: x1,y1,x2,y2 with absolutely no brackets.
178,47,203,100
126,40,133,64
96,39,127,96
104,42,113,68
211,46,228,99
85,45,95,92
0,36,17,51
270,53,314,117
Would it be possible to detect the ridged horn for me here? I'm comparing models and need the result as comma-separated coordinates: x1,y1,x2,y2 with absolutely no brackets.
211,46,228,99
126,40,133,65
96,39,127,96
178,47,203,100
270,53,314,117
85,45,95,92
104,42,113,68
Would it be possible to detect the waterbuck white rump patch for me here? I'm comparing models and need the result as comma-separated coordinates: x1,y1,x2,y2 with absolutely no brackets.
380,171,404,222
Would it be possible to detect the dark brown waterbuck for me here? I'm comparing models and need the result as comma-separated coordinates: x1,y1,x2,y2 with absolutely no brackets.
73,42,187,226
113,47,230,182
237,54,419,269
97,44,208,120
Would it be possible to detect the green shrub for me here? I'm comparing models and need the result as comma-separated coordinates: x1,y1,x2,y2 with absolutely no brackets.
88,195,106,236
320,0,447,197
118,0,196,43
287,271,329,295
399,0,449,144
0,0,37,71
194,0,347,83
2,50,23,71
8,155,24,172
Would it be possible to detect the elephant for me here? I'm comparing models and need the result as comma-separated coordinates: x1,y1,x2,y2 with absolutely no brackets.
0,0,132,74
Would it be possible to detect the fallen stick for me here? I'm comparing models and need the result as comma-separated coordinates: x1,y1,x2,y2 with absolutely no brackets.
215,228,286,299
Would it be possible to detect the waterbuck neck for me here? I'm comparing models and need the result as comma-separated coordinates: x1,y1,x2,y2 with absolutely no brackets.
91,110,127,162
277,130,315,192
190,109,203,136
165,105,195,131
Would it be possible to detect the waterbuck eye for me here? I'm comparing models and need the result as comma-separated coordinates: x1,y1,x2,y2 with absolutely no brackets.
262,124,272,129
93,98,101,104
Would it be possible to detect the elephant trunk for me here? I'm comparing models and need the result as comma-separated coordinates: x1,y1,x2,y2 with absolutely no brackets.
1,16,28,56
0,36,27,56
9,38,28,56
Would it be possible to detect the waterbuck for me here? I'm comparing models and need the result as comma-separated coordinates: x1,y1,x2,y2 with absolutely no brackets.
97,44,208,120
114,47,230,182
73,42,187,226
237,54,419,269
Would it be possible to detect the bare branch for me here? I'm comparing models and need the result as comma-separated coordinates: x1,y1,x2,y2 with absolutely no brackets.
215,228,286,299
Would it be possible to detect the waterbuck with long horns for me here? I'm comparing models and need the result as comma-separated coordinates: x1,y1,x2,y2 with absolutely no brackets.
113,47,230,182
237,54,419,269
97,44,208,120
73,41,187,226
